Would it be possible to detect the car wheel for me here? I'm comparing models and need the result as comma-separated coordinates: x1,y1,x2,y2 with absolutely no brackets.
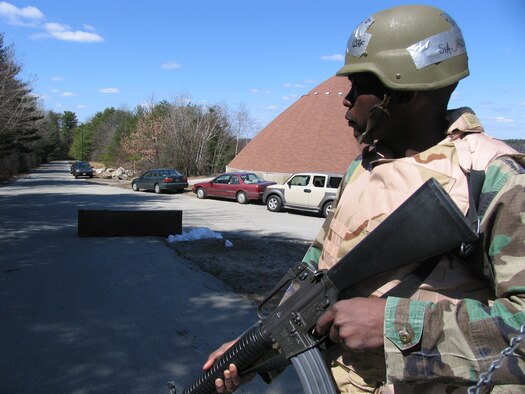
196,187,206,199
132,182,139,192
236,191,248,204
323,201,333,218
154,184,161,194
266,195,282,212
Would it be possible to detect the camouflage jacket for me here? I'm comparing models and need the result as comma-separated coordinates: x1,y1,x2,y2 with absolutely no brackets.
303,108,525,391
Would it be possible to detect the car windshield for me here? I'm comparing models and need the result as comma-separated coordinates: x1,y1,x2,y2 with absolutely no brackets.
240,173,264,184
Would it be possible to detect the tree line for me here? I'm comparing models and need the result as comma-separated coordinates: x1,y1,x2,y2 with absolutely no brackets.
0,34,253,181
66,97,250,177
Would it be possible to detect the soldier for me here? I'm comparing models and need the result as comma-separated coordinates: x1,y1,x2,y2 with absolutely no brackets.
204,4,525,393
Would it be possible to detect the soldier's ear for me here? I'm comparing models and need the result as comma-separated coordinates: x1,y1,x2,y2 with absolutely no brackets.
392,91,415,105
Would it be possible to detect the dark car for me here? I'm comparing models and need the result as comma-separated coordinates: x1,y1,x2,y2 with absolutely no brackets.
71,161,94,179
192,172,276,204
131,168,188,194
70,161,90,174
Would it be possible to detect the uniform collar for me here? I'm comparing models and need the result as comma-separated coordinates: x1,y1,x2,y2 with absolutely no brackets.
445,107,484,137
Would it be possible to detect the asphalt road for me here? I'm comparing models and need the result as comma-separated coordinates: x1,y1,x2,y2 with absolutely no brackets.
0,161,324,394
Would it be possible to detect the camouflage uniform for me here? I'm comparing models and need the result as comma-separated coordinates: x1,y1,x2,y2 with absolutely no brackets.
303,108,525,393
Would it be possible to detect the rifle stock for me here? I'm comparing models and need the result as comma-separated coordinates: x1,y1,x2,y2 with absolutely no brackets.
177,178,478,394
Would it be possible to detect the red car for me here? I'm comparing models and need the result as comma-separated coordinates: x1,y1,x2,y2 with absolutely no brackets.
192,172,276,204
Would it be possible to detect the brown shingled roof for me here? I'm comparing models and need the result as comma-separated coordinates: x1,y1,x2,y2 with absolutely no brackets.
227,75,362,177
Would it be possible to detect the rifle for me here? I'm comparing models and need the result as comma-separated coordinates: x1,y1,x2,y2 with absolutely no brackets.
174,178,479,393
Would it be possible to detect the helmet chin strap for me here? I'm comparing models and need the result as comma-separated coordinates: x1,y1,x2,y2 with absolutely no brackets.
357,92,392,144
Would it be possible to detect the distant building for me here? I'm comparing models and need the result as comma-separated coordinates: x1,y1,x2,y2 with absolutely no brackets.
227,76,363,183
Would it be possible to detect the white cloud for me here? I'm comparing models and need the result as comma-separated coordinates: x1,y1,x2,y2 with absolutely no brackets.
138,102,154,111
0,2,44,26
50,76,64,81
76,104,87,109
61,92,75,97
262,105,279,111
282,95,298,101
40,22,104,43
161,61,181,70
99,88,119,94
283,82,304,88
320,54,344,62
0,2,103,43
250,88,271,94
495,117,514,123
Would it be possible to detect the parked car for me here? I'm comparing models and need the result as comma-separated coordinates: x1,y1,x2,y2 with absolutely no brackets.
192,172,276,204
262,172,342,217
70,161,90,174
131,168,188,194
71,161,94,179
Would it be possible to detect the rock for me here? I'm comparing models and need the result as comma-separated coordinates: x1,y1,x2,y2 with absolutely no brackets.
114,167,125,177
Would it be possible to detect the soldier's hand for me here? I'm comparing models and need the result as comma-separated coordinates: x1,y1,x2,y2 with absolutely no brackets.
203,339,254,393
316,297,386,350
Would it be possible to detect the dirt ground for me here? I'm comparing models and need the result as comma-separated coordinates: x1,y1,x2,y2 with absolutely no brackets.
166,236,311,306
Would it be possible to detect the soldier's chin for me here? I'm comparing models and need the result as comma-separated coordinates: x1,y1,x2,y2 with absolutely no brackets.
353,129,367,141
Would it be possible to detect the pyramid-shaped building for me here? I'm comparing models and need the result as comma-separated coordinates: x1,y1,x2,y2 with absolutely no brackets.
227,76,363,183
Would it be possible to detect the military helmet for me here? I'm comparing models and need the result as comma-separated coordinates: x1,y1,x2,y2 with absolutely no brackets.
337,5,469,90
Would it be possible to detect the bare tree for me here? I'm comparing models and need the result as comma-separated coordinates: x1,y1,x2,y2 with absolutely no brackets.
231,103,255,155
163,98,232,176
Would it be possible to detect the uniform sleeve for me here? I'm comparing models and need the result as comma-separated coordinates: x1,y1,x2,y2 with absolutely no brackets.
384,156,525,385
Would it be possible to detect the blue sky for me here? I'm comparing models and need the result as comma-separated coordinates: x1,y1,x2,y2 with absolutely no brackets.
1,0,524,140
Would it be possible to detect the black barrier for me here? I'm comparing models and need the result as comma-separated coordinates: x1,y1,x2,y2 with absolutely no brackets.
77,209,182,237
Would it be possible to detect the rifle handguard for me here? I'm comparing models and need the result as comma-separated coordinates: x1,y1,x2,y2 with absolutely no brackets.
181,325,273,394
